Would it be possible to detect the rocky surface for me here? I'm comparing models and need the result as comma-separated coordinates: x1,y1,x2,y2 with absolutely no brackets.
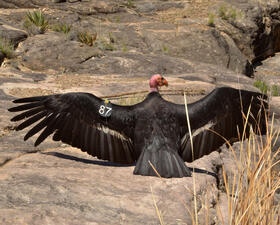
0,0,279,224
0,0,279,76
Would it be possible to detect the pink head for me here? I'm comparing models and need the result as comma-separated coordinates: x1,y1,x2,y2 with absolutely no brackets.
149,74,168,92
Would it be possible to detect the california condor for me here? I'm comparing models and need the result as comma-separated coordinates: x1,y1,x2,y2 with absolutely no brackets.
8,74,267,178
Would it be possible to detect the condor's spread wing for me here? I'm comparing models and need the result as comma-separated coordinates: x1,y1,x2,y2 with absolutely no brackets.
175,87,267,162
8,92,136,164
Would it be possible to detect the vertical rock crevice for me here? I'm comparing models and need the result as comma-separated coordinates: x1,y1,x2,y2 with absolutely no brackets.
252,6,280,64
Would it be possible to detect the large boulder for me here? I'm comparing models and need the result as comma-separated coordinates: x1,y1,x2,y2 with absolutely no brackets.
1,0,280,77
0,22,27,46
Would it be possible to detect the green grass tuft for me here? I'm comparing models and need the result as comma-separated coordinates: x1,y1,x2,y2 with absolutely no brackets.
123,0,135,8
162,45,169,54
254,80,270,95
122,43,128,52
271,85,280,96
218,5,239,21
219,5,228,20
98,33,117,51
0,37,14,59
114,16,120,23
208,13,215,27
254,80,280,96
50,23,71,34
103,42,116,51
24,10,48,34
229,8,237,20
78,31,97,46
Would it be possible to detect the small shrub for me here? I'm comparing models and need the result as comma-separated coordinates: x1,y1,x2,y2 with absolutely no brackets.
208,13,215,27
0,37,14,58
60,24,71,34
50,24,60,32
99,40,116,51
229,8,237,20
114,16,120,23
218,5,239,21
122,43,128,52
78,31,97,46
219,5,228,20
25,10,48,34
123,0,135,8
50,23,71,34
108,32,115,43
162,45,169,54
98,33,117,51
271,85,280,96
253,80,269,95
254,80,280,96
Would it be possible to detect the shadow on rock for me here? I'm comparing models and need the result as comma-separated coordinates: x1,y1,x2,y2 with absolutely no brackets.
42,151,136,167
190,167,218,180
42,151,218,179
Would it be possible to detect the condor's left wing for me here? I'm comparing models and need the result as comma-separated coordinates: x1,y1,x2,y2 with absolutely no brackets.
174,87,267,162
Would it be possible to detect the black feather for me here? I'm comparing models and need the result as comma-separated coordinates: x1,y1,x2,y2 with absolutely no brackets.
71,119,81,148
52,113,68,142
35,113,63,146
60,115,75,144
8,102,44,112
101,132,109,160
17,111,48,131
88,127,98,156
13,96,48,103
83,125,91,153
24,113,55,142
11,106,45,121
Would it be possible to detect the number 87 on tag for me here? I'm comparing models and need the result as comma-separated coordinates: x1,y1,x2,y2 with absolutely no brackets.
99,99,112,118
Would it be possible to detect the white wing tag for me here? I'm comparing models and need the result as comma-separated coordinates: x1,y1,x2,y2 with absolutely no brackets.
99,99,112,118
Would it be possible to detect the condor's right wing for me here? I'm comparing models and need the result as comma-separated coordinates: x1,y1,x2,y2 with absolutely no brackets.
8,92,138,164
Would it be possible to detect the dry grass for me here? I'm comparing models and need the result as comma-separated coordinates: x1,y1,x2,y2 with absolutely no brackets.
221,112,280,225
113,94,146,105
199,103,280,224
77,31,97,46
0,37,14,58
184,92,199,225
150,185,165,225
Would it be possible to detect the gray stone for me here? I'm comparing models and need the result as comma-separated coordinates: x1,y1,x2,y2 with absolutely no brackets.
136,1,188,13
15,32,103,73
0,51,4,65
0,23,27,46
140,21,253,75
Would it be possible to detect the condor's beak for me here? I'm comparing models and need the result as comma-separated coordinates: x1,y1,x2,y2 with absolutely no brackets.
157,77,168,87
162,78,168,87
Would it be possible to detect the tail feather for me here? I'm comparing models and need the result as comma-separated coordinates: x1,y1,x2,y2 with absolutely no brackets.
133,149,191,178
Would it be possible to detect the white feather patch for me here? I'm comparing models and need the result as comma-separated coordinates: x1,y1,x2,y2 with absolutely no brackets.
96,124,132,143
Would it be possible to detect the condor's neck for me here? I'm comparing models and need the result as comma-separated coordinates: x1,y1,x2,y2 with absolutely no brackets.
147,90,161,98
149,87,158,92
